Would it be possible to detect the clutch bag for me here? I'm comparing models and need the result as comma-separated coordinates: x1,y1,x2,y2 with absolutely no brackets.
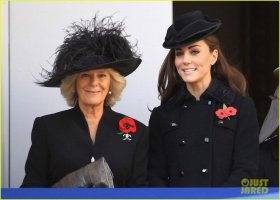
52,157,114,188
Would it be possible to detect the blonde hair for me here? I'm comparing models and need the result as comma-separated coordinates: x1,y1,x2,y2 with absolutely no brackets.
60,69,126,107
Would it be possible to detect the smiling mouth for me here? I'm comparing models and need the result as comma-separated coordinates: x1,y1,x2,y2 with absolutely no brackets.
182,68,197,73
86,90,101,94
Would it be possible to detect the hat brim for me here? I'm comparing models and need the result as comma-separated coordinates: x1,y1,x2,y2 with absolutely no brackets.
40,58,141,87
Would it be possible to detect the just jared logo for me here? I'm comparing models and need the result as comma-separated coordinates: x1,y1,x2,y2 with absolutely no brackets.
241,178,269,194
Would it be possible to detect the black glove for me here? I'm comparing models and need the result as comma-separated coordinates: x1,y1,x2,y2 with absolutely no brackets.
52,157,114,188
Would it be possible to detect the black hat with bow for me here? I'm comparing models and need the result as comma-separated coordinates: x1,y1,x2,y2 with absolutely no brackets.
38,15,141,87
163,10,222,49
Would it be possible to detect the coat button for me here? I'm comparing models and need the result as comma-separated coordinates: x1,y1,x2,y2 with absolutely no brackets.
218,120,224,125
202,168,208,173
204,137,210,143
171,122,178,127
179,171,185,177
183,104,188,109
208,100,212,106
180,140,186,146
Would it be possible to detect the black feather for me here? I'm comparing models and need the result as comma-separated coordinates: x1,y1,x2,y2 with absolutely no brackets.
37,14,141,87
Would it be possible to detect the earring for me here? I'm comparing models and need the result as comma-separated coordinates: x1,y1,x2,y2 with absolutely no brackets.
108,91,112,95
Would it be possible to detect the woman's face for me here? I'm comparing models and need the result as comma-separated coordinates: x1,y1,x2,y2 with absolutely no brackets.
174,40,218,86
76,69,110,108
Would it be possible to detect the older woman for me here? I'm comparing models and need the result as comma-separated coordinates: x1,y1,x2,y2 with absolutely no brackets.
21,16,148,188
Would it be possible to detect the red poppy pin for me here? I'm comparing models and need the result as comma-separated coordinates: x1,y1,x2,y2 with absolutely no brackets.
117,117,137,141
215,104,237,120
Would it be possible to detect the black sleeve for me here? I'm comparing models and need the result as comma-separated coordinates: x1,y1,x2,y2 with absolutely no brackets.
21,117,50,187
148,108,169,187
127,123,149,187
223,97,260,186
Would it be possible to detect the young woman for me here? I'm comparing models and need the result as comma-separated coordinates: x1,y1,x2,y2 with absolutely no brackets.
148,10,259,187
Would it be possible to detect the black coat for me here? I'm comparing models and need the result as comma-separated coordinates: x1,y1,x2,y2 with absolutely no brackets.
21,106,148,187
148,79,259,187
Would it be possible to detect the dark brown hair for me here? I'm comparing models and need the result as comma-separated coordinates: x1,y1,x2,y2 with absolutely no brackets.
158,35,247,104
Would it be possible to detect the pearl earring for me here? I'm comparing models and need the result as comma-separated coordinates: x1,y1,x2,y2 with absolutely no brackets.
108,91,112,95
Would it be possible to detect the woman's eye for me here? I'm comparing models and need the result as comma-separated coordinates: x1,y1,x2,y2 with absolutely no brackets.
175,51,183,57
98,73,107,78
80,73,90,78
191,50,200,55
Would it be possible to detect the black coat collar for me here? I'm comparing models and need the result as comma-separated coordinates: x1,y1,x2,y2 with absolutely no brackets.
73,104,113,119
164,78,236,111
71,105,120,150
71,105,116,134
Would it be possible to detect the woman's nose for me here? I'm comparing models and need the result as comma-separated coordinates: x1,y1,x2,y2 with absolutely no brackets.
183,53,191,64
90,76,98,86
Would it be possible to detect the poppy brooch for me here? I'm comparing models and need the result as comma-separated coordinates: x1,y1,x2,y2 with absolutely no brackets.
116,117,136,141
215,104,237,120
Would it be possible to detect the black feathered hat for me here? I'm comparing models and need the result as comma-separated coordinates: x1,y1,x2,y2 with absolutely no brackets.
39,15,141,87
163,10,222,49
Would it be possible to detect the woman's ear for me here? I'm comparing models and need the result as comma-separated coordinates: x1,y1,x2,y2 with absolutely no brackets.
211,49,218,65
